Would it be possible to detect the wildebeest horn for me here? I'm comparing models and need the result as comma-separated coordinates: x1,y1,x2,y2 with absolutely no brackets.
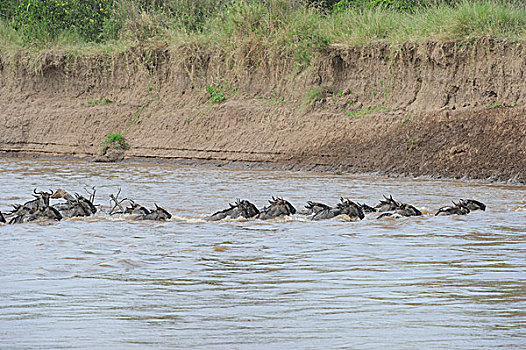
155,203,159,209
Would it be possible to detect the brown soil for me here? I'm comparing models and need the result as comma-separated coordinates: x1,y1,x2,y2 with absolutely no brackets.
1,39,525,182
94,141,125,162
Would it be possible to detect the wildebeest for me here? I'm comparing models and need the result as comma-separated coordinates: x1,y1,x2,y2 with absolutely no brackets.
377,202,422,219
9,205,62,224
124,200,151,215
375,195,402,212
135,204,172,221
257,197,296,220
312,197,364,221
299,201,332,216
51,188,76,202
206,199,260,221
51,189,97,218
21,188,54,212
459,199,486,211
358,202,377,214
435,201,471,216
0,210,5,223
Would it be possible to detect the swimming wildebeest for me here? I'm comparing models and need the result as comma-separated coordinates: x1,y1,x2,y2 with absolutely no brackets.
435,201,471,216
206,199,260,221
9,205,62,224
51,189,97,218
358,202,376,214
311,197,364,221
377,203,423,219
299,201,332,216
375,195,402,212
107,188,149,216
134,204,172,221
459,199,486,211
22,188,54,211
257,197,296,220
0,210,5,223
124,200,151,215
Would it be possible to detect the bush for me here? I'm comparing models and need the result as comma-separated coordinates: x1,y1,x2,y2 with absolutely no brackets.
2,0,115,42
102,132,128,150
206,85,226,103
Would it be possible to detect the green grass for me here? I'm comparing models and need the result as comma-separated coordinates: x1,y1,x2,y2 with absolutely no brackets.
303,86,326,109
1,1,526,73
206,85,226,104
87,97,113,106
346,105,388,119
101,132,128,151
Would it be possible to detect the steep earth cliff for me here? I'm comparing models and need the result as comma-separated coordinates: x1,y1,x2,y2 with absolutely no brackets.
1,39,525,182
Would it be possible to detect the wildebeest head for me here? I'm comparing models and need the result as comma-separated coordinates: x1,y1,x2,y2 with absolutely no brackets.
125,200,150,215
435,201,470,216
0,210,5,223
135,204,172,221
236,199,260,218
397,203,423,217
75,193,97,215
269,196,296,215
24,188,54,210
258,197,296,220
375,195,401,212
206,199,259,221
358,202,377,214
459,199,486,211
9,204,34,217
9,204,62,224
337,197,365,220
39,206,63,221
150,204,172,221
303,201,331,215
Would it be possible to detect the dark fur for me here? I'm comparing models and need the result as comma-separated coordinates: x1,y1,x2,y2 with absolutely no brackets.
459,199,486,211
312,197,364,221
135,204,172,221
375,195,402,212
207,199,259,221
257,197,296,220
435,202,471,216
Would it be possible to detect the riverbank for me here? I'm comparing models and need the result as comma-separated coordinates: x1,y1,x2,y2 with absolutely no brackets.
1,38,525,183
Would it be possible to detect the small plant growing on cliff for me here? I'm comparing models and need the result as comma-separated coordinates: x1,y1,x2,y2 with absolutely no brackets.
303,86,325,109
101,133,128,151
87,97,112,106
206,85,226,104
401,111,413,126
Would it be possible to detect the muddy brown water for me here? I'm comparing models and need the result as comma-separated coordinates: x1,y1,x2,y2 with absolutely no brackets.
0,158,525,349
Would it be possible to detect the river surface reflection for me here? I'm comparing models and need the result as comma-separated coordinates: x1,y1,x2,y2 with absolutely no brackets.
0,157,525,349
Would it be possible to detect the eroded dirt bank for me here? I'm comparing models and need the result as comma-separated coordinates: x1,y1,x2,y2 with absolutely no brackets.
1,39,525,182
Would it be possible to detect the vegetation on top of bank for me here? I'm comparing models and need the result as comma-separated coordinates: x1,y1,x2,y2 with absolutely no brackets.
1,0,526,67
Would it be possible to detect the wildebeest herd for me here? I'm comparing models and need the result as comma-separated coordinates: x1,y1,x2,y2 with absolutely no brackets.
0,188,488,225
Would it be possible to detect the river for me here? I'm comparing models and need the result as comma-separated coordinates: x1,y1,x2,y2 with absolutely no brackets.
0,157,525,349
